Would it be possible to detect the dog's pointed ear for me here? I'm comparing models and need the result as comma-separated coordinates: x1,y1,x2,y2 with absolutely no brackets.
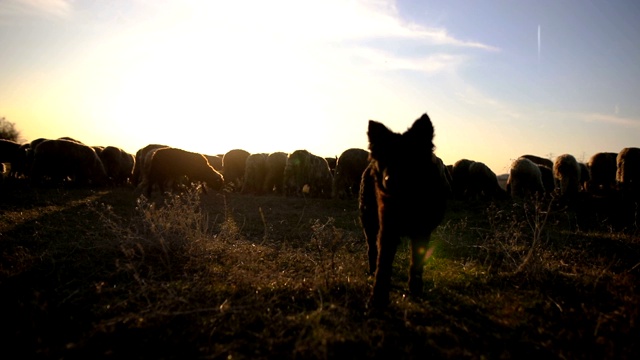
367,120,394,158
405,113,435,149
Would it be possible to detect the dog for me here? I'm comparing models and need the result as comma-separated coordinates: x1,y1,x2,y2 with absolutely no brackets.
359,113,449,308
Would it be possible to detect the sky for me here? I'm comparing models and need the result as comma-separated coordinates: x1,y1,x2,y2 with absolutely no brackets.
1,0,639,175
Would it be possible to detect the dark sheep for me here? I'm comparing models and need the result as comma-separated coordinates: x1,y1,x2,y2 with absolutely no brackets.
520,154,554,169
617,147,640,200
263,151,288,194
138,146,170,192
579,162,590,192
443,162,454,197
538,165,555,194
586,152,618,196
466,161,507,201
0,139,21,178
205,155,223,172
0,139,20,162
283,149,333,198
132,144,169,188
554,154,581,199
30,139,107,186
450,159,474,200
145,147,223,197
325,156,337,175
331,148,370,199
9,143,30,179
359,113,448,308
506,157,545,198
99,146,135,186
222,149,251,191
242,153,269,194
58,136,84,144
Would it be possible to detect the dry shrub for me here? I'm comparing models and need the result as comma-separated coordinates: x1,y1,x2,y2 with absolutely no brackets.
102,189,213,278
94,186,372,355
476,197,556,281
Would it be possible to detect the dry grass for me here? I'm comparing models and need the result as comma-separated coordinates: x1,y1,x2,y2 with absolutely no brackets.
1,183,639,359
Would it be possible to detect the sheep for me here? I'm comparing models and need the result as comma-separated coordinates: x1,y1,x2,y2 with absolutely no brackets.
132,144,169,188
586,152,618,196
222,149,251,191
450,159,474,200
579,162,590,192
0,139,21,179
30,139,107,186
145,147,223,197
554,154,581,199
538,165,555,195
520,154,554,169
9,143,30,179
331,148,370,199
204,155,223,172
466,161,507,201
506,157,545,199
263,151,288,194
359,113,448,308
241,153,269,194
99,146,135,186
325,156,337,175
617,147,640,201
283,149,333,198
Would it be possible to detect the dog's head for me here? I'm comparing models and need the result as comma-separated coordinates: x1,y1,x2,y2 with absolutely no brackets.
367,113,437,196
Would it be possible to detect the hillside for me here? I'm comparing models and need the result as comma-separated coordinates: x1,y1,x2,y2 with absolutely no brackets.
1,182,639,359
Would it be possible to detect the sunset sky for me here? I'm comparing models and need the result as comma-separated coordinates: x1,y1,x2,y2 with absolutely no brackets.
1,0,639,174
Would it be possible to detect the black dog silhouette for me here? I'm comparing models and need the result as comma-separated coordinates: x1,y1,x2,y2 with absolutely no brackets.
359,113,449,308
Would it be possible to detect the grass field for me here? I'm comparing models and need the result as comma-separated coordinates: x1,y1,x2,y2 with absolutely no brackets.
1,182,639,359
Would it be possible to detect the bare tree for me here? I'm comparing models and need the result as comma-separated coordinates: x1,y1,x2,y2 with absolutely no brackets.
0,117,21,142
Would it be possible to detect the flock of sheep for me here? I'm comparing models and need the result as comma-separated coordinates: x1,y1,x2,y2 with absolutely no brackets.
1,137,639,214
0,137,370,200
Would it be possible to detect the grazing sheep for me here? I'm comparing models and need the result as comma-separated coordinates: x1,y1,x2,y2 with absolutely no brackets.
58,136,83,144
283,149,333,198
520,154,554,169
554,154,581,199
442,162,454,197
263,151,288,194
0,139,21,179
359,113,448,308
325,156,337,175
0,139,20,161
506,157,545,198
138,146,170,192
242,153,269,194
222,149,251,191
450,159,474,200
332,148,370,199
30,139,107,186
205,155,223,172
145,147,223,197
132,144,169,188
466,161,507,201
8,143,30,179
538,165,555,194
578,162,590,192
99,146,135,186
92,146,104,157
617,147,640,200
586,152,618,196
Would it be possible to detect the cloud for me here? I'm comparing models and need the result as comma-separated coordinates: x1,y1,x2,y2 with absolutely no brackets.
580,112,640,128
0,0,71,20
347,47,466,74
176,0,498,78
177,0,498,49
